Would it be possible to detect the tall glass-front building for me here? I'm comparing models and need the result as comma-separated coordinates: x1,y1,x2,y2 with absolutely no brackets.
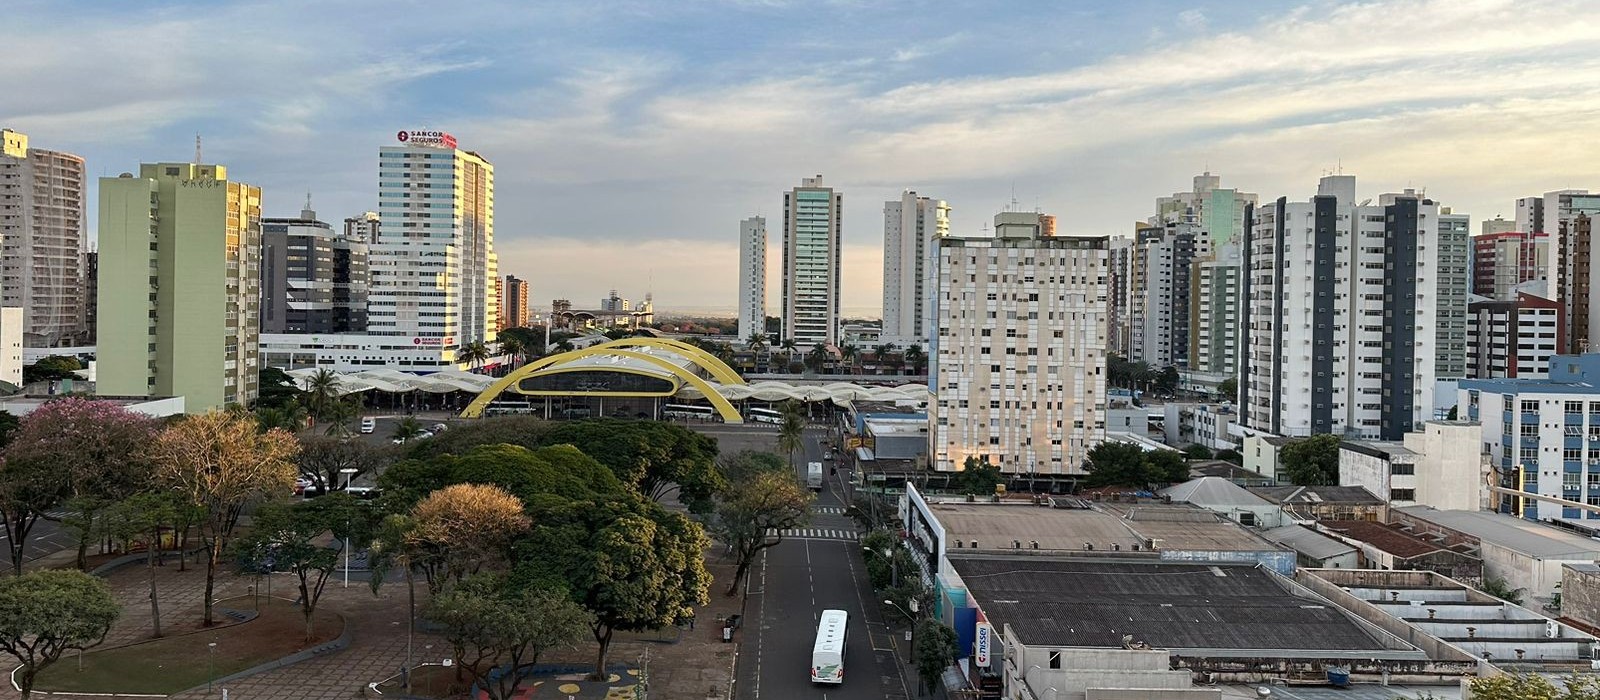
782,175,842,348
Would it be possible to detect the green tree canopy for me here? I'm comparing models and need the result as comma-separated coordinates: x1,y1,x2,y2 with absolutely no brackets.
952,457,1004,495
535,419,724,511
1084,442,1190,488
1280,433,1341,486
380,444,623,512
707,469,812,596
1216,377,1238,402
0,569,120,699
1461,672,1600,700
428,575,592,700
233,494,372,641
913,618,958,696
21,356,81,385
1183,444,1214,460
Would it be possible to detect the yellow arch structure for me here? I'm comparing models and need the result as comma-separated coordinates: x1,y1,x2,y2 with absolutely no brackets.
589,337,746,386
459,346,744,423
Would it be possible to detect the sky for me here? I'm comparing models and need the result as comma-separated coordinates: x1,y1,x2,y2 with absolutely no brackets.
7,0,1600,317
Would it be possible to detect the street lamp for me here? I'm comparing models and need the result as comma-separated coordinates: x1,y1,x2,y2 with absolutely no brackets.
340,467,359,588
864,546,898,587
207,642,217,691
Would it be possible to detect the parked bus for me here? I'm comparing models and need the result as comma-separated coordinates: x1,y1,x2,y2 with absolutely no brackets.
811,609,848,684
662,404,715,419
748,407,783,424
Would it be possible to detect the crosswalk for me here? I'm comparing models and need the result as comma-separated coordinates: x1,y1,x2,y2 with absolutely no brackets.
769,528,858,541
812,506,847,515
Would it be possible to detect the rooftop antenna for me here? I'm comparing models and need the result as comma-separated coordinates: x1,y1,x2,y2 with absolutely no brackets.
194,134,202,164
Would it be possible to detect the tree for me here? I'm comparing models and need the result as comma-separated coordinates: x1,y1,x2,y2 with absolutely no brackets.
498,336,526,368
1216,448,1243,464
300,368,343,428
154,410,300,626
428,575,591,700
904,344,927,374
393,416,425,443
255,400,308,433
839,344,859,374
319,397,360,438
458,341,491,371
1084,442,1188,488
297,436,390,494
951,456,1003,495
407,484,530,593
1279,433,1341,486
0,412,19,451
255,367,302,411
1477,576,1526,606
707,470,812,595
533,420,723,512
101,492,176,637
233,494,368,641
21,356,81,385
1106,353,1131,389
1183,444,1214,460
1216,376,1238,402
1461,672,1600,700
4,398,163,570
777,400,806,467
804,345,830,373
1155,365,1180,394
0,570,119,699
498,327,547,358
745,331,768,354
912,618,958,697
1144,449,1190,483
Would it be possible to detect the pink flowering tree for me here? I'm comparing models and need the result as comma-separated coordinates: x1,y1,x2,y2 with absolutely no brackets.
1,398,161,573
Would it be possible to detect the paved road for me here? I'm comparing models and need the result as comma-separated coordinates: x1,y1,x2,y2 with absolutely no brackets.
737,428,911,700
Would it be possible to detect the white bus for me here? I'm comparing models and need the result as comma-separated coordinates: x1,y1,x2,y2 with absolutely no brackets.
811,609,848,684
748,407,783,424
662,404,715,419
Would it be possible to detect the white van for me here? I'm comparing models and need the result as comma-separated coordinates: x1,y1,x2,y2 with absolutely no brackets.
360,417,376,434
811,609,848,684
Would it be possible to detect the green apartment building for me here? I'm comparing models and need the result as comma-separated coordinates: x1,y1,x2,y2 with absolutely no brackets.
98,163,261,411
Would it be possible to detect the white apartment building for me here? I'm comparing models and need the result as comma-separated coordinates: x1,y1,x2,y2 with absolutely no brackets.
1467,293,1562,380
737,215,766,343
881,190,949,347
1240,176,1466,441
1338,421,1483,510
0,307,21,387
1436,210,1471,380
782,176,842,348
1127,222,1202,369
261,130,496,372
345,211,380,244
0,128,87,347
1189,245,1240,377
1152,171,1257,247
1460,355,1600,522
929,217,1108,475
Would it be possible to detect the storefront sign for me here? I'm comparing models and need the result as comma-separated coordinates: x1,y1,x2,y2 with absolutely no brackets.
974,623,993,667
396,129,457,149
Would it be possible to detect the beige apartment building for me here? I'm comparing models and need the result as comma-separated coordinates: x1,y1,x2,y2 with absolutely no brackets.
930,211,1110,475
0,129,88,347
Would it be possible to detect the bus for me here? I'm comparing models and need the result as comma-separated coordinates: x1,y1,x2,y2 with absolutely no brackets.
806,462,824,491
662,404,715,420
748,407,783,424
811,609,848,685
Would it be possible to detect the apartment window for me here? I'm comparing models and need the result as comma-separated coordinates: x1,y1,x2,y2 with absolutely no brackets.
1567,448,1584,462
1567,472,1583,492
1390,463,1415,475
1569,402,1585,415
1048,651,1062,669
1522,400,1539,413
1521,447,1537,464
1391,488,1416,501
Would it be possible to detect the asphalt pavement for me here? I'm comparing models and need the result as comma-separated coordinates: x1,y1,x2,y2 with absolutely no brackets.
736,428,912,700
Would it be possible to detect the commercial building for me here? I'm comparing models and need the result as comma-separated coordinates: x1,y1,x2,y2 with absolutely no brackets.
881,190,949,347
781,175,842,348
1337,421,1483,510
1152,171,1257,247
500,275,530,330
928,215,1108,475
261,204,368,334
1105,238,1132,357
1317,520,1481,579
1240,176,1467,440
1187,246,1239,377
1472,230,1546,299
97,162,261,411
736,215,766,343
0,128,88,347
1481,216,1515,236
1127,222,1201,369
1524,188,1600,285
1249,484,1388,522
1159,476,1284,528
261,130,498,372
1466,292,1562,379
1459,355,1600,521
1260,525,1359,569
1393,505,1600,602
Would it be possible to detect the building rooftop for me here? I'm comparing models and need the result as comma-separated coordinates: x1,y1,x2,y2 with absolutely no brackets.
1318,520,1457,560
1340,440,1418,461
930,503,1146,552
1261,525,1357,561
1161,476,1275,508
1399,506,1600,559
1250,485,1385,506
1460,354,1600,395
952,557,1397,653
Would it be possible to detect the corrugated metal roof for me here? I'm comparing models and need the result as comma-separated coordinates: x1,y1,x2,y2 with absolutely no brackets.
1161,477,1275,508
1261,525,1357,561
1399,506,1600,559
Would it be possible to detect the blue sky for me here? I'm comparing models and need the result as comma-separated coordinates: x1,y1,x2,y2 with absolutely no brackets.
8,0,1600,314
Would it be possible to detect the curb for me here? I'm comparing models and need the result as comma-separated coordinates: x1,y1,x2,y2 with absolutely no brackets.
87,549,201,577
179,611,352,694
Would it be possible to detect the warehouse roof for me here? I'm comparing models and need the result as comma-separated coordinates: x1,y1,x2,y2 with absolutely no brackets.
1399,506,1600,560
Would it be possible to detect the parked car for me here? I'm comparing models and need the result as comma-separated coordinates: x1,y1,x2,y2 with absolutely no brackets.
429,423,448,433
360,417,376,434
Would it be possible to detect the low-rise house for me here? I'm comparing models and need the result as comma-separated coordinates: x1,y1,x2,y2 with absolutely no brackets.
1160,476,1284,528
1318,520,1482,581
1261,524,1360,569
1249,485,1387,522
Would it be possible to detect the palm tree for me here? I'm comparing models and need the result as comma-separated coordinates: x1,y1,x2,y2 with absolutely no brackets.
904,344,927,375
393,416,424,443
840,344,859,375
498,336,526,369
303,368,341,426
805,345,831,374
746,331,768,353
255,400,308,433
322,398,358,438
779,338,799,372
777,399,806,467
555,338,575,353
456,341,490,372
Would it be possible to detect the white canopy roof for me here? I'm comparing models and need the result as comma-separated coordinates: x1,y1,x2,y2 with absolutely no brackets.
284,367,497,395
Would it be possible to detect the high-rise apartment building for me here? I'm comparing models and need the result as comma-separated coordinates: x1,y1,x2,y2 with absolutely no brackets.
1436,210,1471,381
737,216,766,342
882,190,950,347
1106,238,1133,357
81,250,97,344
1459,355,1600,521
1482,217,1515,236
1525,189,1600,285
501,275,530,330
1467,293,1562,379
1240,176,1465,440
781,176,842,348
1472,231,1547,299
345,211,380,244
0,128,87,347
261,204,368,334
1153,171,1257,246
370,130,497,353
1563,215,1600,354
1189,245,1240,377
929,214,1108,475
98,162,260,411
1127,222,1202,369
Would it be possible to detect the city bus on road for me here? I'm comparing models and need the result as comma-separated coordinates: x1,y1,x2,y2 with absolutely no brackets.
811,609,848,684
806,462,824,490
662,404,715,420
747,407,783,424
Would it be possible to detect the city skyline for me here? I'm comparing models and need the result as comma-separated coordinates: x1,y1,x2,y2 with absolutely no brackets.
7,0,1600,312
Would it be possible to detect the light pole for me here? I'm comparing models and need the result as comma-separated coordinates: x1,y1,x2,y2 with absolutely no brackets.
207,642,217,691
340,467,358,587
